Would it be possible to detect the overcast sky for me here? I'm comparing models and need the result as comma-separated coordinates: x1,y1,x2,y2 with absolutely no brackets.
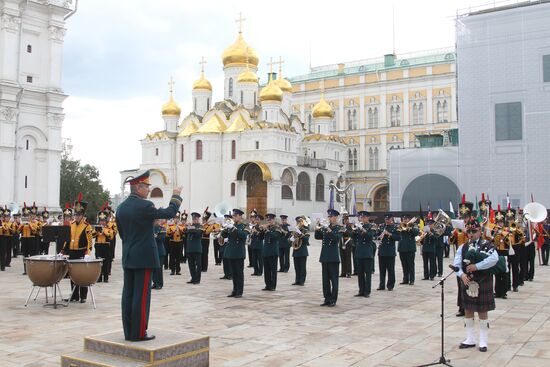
61,0,492,194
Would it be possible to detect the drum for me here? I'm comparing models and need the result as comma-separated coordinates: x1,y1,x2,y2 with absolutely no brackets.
68,259,103,287
24,255,68,287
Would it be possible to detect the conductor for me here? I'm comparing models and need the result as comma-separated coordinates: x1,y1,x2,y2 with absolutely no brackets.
116,170,182,341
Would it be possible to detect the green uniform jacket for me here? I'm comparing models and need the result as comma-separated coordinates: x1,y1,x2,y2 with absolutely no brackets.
250,226,264,250
154,226,166,258
354,223,377,259
422,233,442,253
316,224,342,263
186,225,203,253
377,224,400,257
292,228,309,258
221,223,248,259
398,227,419,253
279,223,291,249
116,193,182,269
262,227,281,257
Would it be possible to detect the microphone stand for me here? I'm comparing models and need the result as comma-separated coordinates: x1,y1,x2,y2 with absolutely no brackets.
417,269,456,367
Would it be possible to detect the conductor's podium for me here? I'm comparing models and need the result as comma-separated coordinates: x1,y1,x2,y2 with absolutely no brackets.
61,329,209,367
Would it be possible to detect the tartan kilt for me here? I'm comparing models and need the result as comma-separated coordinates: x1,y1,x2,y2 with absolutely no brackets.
460,274,495,312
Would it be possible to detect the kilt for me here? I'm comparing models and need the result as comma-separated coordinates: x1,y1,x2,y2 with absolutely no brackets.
460,274,495,313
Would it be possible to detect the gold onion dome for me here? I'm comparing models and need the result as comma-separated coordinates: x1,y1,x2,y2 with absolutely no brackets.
222,33,259,67
259,77,283,103
237,69,259,84
192,72,212,91
161,93,181,116
312,94,334,118
274,76,292,93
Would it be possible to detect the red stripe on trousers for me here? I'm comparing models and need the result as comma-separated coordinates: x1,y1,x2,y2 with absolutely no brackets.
140,269,151,338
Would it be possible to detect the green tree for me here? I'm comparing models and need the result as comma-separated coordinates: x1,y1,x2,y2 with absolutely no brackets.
60,140,110,224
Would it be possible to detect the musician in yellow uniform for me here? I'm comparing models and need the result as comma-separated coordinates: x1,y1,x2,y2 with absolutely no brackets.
1,207,16,271
38,208,50,254
166,213,185,275
505,208,525,292
93,210,115,283
106,205,118,260
451,196,473,317
19,203,38,275
61,194,93,303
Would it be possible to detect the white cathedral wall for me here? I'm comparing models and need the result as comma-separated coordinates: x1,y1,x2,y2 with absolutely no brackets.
192,89,211,117
224,65,257,102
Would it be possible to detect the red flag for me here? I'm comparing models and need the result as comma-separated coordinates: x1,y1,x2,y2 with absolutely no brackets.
537,223,545,250
489,206,495,224
427,203,433,220
506,193,510,210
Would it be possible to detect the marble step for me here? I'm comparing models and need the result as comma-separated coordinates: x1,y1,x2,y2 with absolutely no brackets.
60,350,147,367
81,329,209,366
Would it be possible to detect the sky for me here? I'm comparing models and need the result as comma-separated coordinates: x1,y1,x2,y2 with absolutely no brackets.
61,0,493,195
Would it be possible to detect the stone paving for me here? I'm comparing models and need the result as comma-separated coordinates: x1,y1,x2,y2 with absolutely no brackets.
1,240,549,367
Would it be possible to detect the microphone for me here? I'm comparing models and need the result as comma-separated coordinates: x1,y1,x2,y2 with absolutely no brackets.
448,264,460,272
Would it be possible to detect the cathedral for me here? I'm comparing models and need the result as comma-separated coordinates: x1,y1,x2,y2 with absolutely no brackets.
121,26,351,218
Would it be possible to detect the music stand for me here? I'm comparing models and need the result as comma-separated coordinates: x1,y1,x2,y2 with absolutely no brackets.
41,225,71,309
417,270,455,367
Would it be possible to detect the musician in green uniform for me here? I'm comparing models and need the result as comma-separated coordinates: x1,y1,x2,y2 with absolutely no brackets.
397,214,419,285
353,211,376,297
116,171,182,341
278,215,291,272
377,214,400,291
340,215,353,278
186,212,203,284
221,209,249,298
421,219,437,280
315,209,343,307
262,213,281,291
292,216,309,286
249,212,264,276
219,213,232,280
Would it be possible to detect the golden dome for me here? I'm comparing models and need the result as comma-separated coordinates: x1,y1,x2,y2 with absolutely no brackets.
222,33,259,68
259,78,283,103
192,72,212,91
237,69,259,84
274,76,292,93
312,94,334,119
162,93,181,116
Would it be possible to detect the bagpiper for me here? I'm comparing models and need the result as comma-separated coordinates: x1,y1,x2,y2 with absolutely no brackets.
452,195,473,317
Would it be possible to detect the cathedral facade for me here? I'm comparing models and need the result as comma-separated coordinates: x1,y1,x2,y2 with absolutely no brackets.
0,0,76,211
121,30,350,219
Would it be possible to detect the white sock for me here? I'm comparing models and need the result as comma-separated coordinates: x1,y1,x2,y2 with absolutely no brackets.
462,318,476,345
479,320,489,348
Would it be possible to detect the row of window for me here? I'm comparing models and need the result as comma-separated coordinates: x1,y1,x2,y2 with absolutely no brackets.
281,170,325,201
176,140,260,162
306,101,449,132
346,147,379,171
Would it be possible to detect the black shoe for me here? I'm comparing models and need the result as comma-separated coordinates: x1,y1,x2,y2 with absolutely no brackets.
186,281,194,284
129,334,156,342
354,293,363,297
262,287,270,291
247,265,253,268
456,310,465,317
220,276,227,279
422,278,429,280
292,282,299,285
155,286,162,290
502,294,507,299
227,293,235,297
268,288,276,291
409,282,415,285
376,287,385,291
104,279,109,283
298,283,304,286
363,294,370,298
459,343,476,349
193,281,200,284
327,302,336,307
176,272,181,275
234,294,242,298
227,276,232,280
320,302,329,306
437,274,443,277
479,346,487,352
429,277,434,281
346,274,351,278
399,282,408,285
278,270,284,272
170,271,175,275
97,278,103,283
22,272,27,275
80,299,86,303
387,288,393,291
513,287,518,292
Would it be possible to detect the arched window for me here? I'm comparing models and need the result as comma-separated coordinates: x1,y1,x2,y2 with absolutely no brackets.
240,90,244,104
230,182,235,196
353,109,357,129
373,107,378,128
231,140,236,160
155,148,158,156
281,168,293,200
196,140,203,160
413,103,418,125
390,106,396,127
353,148,358,170
150,188,163,198
180,144,184,162
194,98,197,111
368,108,373,128
308,114,312,132
228,78,233,97
369,147,374,170
374,147,379,170
27,44,32,53
296,172,311,201
207,98,210,111
437,100,448,122
395,105,401,126
347,110,352,130
418,102,424,124
315,174,325,202
348,149,353,171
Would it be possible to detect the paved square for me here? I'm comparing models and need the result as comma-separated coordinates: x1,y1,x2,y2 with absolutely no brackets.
1,240,549,367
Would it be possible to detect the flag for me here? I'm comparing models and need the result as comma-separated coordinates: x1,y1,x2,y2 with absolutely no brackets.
475,195,483,223
449,201,455,219
506,192,510,210
418,202,425,230
536,223,545,250
328,187,334,210
427,202,433,220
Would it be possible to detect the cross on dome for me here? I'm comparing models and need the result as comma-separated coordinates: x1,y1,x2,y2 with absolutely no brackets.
235,12,246,34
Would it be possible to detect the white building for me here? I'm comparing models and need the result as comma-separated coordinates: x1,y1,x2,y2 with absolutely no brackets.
121,28,350,219
0,0,76,211
388,0,550,211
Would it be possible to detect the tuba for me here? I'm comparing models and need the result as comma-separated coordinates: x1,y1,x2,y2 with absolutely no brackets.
432,209,451,236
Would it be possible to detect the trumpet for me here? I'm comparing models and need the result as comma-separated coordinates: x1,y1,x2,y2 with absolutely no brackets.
397,217,417,232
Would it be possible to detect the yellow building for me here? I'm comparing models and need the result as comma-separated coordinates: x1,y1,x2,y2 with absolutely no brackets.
289,48,457,212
